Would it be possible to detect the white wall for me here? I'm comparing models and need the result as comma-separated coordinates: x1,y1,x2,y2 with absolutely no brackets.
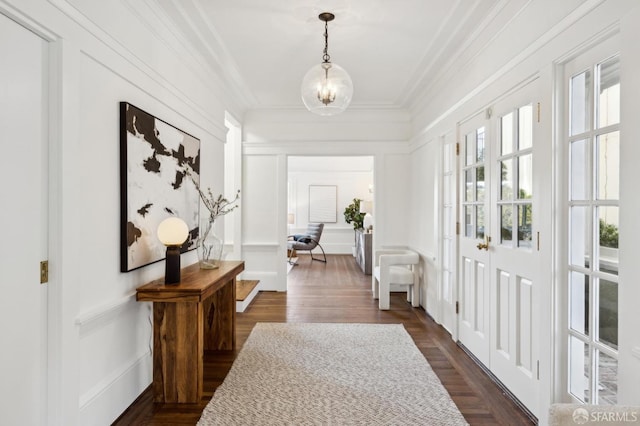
288,156,373,254
408,140,440,313
0,0,243,424
241,154,286,290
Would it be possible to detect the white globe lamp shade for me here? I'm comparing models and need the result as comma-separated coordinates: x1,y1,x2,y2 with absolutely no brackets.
301,62,353,116
157,217,189,246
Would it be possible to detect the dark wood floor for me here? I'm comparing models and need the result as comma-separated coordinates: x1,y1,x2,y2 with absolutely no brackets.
114,254,536,425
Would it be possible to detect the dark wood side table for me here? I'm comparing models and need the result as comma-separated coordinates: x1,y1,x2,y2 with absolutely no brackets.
136,260,244,403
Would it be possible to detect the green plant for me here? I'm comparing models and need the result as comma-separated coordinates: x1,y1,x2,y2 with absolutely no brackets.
343,198,365,230
599,219,619,248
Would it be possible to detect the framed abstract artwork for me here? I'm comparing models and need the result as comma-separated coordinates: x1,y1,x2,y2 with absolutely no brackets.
308,185,337,223
119,102,200,272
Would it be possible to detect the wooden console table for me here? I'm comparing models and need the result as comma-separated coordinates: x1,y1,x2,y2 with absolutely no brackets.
136,260,244,403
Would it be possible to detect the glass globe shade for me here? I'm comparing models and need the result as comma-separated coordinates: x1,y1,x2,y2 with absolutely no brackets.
157,217,189,246
301,62,353,116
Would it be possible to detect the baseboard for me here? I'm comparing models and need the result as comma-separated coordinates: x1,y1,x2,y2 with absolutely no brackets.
241,271,281,291
78,350,152,425
457,343,538,424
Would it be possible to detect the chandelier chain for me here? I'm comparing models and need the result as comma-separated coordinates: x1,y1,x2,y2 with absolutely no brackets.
322,19,331,63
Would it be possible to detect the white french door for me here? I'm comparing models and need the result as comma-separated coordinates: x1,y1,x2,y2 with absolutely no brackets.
458,114,492,366
489,89,540,413
439,131,458,337
457,80,542,416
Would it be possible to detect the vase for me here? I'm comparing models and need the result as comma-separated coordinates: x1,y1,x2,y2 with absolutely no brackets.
197,218,223,269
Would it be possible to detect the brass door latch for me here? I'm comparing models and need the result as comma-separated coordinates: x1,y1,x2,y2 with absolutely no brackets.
476,236,491,251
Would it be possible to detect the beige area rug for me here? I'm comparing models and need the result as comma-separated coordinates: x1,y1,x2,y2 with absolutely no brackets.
198,322,468,426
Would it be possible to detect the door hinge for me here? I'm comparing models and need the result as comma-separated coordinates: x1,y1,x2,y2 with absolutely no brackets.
40,260,49,284
456,222,460,235
537,102,541,123
455,301,460,314
455,143,460,156
537,360,540,380
537,231,540,251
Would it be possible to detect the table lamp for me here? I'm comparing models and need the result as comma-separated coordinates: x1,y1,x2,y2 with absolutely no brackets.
157,217,189,284
360,200,374,232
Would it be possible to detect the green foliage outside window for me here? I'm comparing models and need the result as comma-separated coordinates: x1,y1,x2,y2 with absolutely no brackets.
599,219,619,248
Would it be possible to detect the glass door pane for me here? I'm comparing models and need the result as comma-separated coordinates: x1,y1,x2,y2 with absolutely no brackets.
597,206,619,275
569,271,589,335
570,139,589,201
517,204,532,248
596,132,620,200
476,206,485,239
501,113,513,155
570,70,592,136
518,105,533,149
597,56,620,128
597,278,618,349
465,169,473,202
518,155,533,199
476,128,485,161
569,336,589,402
500,205,513,245
476,166,485,201
596,350,618,404
501,159,513,200
465,205,472,237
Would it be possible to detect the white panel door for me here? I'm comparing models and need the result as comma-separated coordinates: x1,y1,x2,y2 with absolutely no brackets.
489,88,541,413
0,13,49,425
457,83,542,416
458,114,491,366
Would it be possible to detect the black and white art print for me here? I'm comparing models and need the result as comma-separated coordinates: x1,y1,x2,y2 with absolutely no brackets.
120,102,200,272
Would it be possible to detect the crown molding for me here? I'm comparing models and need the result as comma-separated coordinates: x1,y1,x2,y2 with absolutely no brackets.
409,0,607,142
159,0,258,108
403,0,524,111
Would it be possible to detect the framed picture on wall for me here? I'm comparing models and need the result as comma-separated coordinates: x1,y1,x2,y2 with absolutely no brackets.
119,102,201,272
309,185,337,223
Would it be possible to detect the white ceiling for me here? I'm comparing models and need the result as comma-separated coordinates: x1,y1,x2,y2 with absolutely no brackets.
154,0,530,111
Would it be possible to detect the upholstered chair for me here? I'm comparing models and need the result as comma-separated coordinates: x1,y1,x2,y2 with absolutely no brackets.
287,223,327,264
372,249,419,310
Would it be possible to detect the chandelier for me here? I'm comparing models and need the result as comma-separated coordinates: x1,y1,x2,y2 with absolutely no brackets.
301,12,354,116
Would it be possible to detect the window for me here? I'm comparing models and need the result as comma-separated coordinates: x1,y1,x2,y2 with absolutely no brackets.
498,105,533,248
462,127,486,239
567,54,620,405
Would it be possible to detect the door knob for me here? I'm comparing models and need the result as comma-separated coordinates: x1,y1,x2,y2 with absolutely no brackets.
476,236,491,251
